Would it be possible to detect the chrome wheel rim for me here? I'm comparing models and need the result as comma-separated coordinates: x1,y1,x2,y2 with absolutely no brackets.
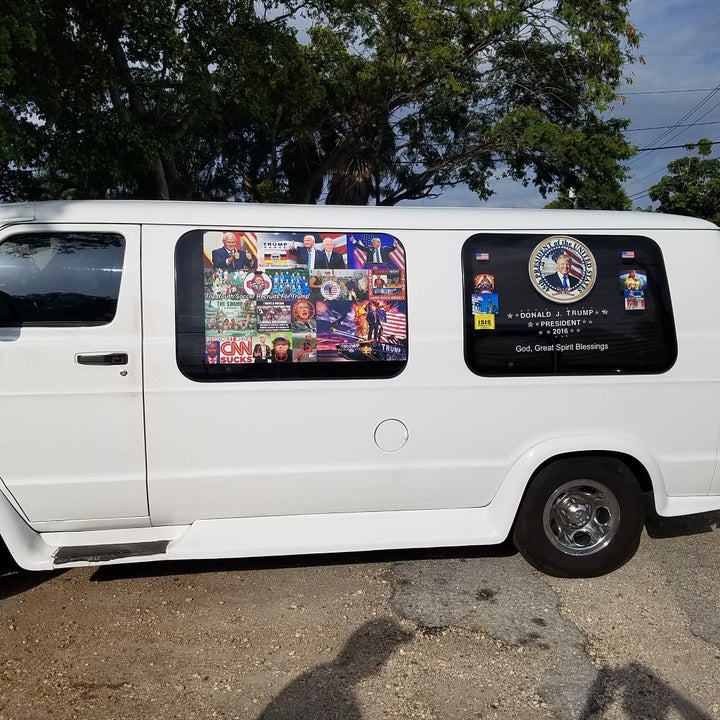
542,479,620,556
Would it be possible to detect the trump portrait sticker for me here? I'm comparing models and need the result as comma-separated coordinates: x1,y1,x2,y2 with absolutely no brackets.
529,236,596,304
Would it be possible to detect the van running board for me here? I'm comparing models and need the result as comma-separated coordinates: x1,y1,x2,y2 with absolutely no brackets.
53,540,170,565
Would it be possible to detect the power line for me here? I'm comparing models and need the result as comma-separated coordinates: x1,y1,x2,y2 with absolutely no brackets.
624,85,720,165
640,53,720,57
625,120,720,132
627,135,720,202
640,39,718,43
621,87,719,95
634,140,719,152
625,167,670,188
637,91,720,153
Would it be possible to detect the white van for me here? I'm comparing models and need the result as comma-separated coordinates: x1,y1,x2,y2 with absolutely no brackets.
1,201,719,578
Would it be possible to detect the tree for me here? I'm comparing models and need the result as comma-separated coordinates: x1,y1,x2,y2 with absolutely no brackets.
545,177,632,210
647,140,720,225
0,0,639,204
1,0,305,200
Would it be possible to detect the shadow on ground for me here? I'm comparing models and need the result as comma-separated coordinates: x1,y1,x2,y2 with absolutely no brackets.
0,539,62,600
645,509,720,539
579,662,714,720
254,617,413,720
87,539,518,582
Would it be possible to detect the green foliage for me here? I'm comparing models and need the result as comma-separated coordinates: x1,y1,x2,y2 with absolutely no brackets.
0,0,638,203
545,178,632,210
648,141,720,225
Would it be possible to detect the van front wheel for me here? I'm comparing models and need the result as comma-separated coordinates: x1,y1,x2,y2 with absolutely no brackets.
512,458,645,578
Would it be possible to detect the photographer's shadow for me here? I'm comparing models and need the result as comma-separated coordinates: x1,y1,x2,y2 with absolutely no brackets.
580,662,713,720
256,617,412,720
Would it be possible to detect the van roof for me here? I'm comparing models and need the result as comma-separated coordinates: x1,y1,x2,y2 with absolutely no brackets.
1,200,717,232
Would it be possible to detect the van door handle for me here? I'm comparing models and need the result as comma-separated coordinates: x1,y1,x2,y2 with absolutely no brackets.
76,352,129,366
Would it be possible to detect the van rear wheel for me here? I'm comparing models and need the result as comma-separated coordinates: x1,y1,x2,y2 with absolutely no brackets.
512,457,645,578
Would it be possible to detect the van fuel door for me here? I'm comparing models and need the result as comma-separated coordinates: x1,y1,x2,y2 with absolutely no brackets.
374,419,409,452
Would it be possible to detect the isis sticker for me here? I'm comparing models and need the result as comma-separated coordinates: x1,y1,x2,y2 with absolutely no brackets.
529,236,596,303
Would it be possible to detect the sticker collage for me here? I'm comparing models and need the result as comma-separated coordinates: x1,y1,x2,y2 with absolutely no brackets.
203,230,408,364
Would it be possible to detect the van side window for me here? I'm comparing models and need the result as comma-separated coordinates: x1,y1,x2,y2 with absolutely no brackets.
462,233,677,376
0,232,125,326
175,229,408,381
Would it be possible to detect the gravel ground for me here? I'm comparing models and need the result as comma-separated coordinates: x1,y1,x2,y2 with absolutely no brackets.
1,511,719,720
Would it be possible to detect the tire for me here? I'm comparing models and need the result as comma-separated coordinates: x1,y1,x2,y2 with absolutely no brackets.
512,457,645,578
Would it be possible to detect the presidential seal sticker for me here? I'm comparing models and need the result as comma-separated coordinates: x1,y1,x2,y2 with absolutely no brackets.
529,236,596,304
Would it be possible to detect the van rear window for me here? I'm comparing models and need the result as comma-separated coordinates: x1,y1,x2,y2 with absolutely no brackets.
462,233,677,376
175,229,408,381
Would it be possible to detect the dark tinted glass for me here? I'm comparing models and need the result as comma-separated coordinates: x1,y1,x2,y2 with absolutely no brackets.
462,233,677,376
0,232,125,326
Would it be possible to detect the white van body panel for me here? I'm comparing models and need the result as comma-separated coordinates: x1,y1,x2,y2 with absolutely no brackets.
0,222,147,523
141,219,720,527
0,201,719,572
143,223,508,524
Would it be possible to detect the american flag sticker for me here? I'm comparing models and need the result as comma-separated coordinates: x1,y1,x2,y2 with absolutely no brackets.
378,306,407,338
621,251,635,259
476,252,490,261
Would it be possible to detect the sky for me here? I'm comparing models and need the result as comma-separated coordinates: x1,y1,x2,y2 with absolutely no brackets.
409,0,720,209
